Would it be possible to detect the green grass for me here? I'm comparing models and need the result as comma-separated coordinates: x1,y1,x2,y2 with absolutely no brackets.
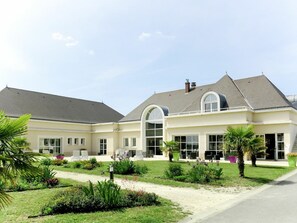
53,161,295,188
0,179,187,223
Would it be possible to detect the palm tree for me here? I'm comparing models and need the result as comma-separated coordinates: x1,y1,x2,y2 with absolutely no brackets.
224,125,255,177
0,111,38,208
246,136,266,167
161,141,179,162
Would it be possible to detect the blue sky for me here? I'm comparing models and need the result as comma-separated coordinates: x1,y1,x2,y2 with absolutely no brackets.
1,1,297,115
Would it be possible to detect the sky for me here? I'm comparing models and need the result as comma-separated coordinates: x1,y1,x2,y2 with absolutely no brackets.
1,0,297,115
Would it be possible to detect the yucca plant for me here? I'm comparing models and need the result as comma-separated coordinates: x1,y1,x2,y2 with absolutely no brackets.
96,180,122,208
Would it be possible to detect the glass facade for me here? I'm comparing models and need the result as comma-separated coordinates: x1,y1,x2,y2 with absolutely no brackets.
174,135,199,159
145,107,163,156
39,138,61,155
277,133,285,160
208,135,223,154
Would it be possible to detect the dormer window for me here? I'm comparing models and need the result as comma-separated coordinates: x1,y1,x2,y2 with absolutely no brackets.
201,92,221,113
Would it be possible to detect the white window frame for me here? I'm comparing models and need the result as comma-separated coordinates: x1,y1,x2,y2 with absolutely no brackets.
80,138,86,146
201,91,220,113
123,138,129,147
74,138,79,145
132,137,137,147
67,137,73,145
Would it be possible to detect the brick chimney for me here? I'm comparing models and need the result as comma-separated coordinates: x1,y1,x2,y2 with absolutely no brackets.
185,79,190,93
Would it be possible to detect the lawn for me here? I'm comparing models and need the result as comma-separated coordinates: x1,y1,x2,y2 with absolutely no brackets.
53,161,295,188
0,179,187,223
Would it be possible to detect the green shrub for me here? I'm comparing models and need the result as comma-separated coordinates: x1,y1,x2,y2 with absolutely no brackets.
134,164,149,175
96,180,122,208
186,165,223,183
83,163,95,170
71,161,82,168
41,181,159,216
89,158,98,166
40,166,56,183
112,160,135,174
52,159,64,166
62,159,68,164
164,163,184,179
40,158,52,166
123,190,159,207
111,160,148,175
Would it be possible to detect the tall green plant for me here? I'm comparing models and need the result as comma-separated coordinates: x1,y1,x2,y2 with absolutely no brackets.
96,180,122,208
224,125,255,177
246,136,266,167
161,140,179,162
0,111,39,208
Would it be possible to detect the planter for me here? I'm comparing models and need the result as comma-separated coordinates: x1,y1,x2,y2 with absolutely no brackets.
228,156,237,163
288,156,297,167
173,152,180,162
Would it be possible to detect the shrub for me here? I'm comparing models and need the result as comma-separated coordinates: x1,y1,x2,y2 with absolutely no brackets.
71,161,82,168
164,163,184,179
52,159,64,166
46,178,59,187
40,166,56,183
112,160,135,175
89,158,98,166
96,180,122,208
111,160,148,175
134,164,149,175
123,190,159,207
40,158,52,166
186,165,223,183
83,163,95,170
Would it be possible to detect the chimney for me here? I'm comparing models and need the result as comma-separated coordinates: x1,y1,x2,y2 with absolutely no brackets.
191,82,196,89
185,79,190,93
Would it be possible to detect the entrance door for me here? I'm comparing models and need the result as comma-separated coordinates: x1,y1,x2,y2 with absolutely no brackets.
265,134,275,160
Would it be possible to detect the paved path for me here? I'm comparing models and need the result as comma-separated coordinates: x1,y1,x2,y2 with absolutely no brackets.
184,169,297,223
56,171,248,216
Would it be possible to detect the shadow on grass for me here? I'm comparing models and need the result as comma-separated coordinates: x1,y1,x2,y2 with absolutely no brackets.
244,176,272,184
250,165,288,169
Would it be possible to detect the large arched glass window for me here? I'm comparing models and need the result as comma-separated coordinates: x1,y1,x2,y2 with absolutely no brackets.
145,107,163,156
203,93,219,112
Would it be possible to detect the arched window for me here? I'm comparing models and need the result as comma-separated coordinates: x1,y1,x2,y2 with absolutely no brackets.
201,92,220,112
142,106,164,156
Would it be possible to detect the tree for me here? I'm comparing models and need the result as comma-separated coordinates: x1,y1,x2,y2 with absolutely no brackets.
161,141,179,162
246,136,266,167
224,125,255,177
0,111,38,208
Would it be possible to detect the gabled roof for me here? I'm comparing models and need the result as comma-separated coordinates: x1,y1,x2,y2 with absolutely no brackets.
120,74,294,122
0,87,123,124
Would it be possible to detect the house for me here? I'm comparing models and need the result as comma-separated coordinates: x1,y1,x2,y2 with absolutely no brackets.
1,74,297,160
0,87,123,156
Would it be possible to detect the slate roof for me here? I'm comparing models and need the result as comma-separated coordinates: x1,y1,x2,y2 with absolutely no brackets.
0,87,123,124
120,75,294,122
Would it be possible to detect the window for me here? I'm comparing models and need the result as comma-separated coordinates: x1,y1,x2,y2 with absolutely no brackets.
99,139,107,155
74,138,79,145
132,138,137,147
256,135,265,159
80,138,86,146
124,138,129,147
39,138,61,155
67,138,72,145
208,135,223,154
145,107,163,156
175,135,199,159
277,133,285,160
204,94,218,112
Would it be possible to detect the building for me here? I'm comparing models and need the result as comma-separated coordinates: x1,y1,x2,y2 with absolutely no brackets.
1,74,297,160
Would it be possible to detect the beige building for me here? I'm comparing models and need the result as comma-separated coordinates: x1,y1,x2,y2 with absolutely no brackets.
1,74,297,160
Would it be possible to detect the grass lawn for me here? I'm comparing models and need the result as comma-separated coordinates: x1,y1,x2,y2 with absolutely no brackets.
0,179,187,223
53,161,295,188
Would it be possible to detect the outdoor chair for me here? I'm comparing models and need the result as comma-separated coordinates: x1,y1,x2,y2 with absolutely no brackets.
81,150,88,160
133,150,144,161
71,149,81,161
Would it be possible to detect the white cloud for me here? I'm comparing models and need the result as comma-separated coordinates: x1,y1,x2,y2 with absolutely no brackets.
138,32,152,41
138,31,175,41
51,32,79,47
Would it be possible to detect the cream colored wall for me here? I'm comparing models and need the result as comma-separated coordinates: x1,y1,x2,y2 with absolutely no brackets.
27,119,92,156
118,122,141,150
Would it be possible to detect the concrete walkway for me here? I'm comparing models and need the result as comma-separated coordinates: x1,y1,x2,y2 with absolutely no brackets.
184,169,297,223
